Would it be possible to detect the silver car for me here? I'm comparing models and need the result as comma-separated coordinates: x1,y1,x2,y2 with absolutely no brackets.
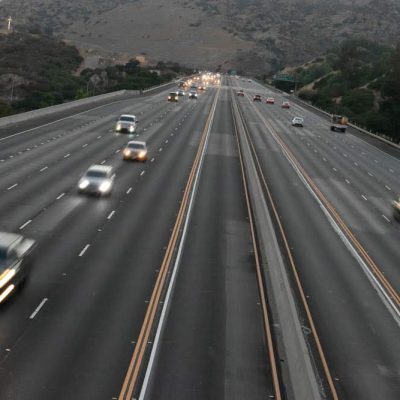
115,114,138,133
292,117,304,127
123,141,148,162
78,165,115,196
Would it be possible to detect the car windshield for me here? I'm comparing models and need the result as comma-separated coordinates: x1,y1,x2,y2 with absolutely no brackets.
128,143,145,150
86,170,108,178
119,116,135,122
169,93,177,96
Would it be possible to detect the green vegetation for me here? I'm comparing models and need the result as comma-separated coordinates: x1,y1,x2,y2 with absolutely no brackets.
0,32,189,118
274,39,400,143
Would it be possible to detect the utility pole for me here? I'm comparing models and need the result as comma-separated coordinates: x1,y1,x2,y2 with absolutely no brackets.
10,76,15,103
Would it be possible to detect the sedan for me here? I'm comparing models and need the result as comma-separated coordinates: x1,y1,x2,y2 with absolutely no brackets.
292,117,304,127
266,97,275,104
116,114,138,133
78,165,115,196
0,232,36,304
253,95,262,102
281,101,290,109
123,141,148,162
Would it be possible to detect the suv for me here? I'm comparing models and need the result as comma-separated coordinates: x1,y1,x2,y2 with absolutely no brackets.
78,165,115,196
168,92,178,102
116,115,138,133
123,141,148,162
0,232,36,304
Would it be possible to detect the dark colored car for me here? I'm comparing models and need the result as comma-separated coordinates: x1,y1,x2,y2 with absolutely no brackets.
0,232,36,304
253,94,262,102
237,90,245,97
168,92,178,102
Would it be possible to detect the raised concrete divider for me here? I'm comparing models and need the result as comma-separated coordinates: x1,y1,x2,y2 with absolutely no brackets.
231,93,323,400
0,79,179,129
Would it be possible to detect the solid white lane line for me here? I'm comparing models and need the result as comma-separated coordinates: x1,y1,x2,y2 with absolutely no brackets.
362,195,368,201
64,153,71,158
29,298,48,319
7,183,18,190
56,193,65,200
382,215,390,222
40,166,48,172
79,244,90,257
107,210,115,220
19,220,32,230
126,187,132,194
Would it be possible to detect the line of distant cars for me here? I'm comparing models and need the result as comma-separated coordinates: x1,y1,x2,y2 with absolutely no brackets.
237,90,304,127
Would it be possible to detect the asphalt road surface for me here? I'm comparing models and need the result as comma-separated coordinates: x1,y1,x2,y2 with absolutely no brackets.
0,77,399,400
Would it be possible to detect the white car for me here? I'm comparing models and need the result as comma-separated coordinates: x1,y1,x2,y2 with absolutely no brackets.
78,165,115,196
292,117,304,127
123,141,148,161
115,114,138,133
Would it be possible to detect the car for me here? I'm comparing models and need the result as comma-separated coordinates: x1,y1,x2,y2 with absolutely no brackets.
123,140,148,162
0,232,36,304
266,97,275,104
177,89,185,96
189,91,198,99
253,94,262,102
281,101,290,109
78,165,115,196
292,117,304,127
392,197,400,221
198,86,206,91
237,90,245,97
168,92,178,102
115,115,138,133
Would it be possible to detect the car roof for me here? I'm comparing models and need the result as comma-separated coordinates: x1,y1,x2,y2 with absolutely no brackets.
86,165,112,173
127,140,146,146
119,114,136,119
0,232,23,249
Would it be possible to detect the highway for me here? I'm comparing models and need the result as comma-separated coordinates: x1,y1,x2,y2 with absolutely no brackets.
0,76,399,400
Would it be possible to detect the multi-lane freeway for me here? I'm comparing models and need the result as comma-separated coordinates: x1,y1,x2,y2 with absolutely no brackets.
0,76,399,400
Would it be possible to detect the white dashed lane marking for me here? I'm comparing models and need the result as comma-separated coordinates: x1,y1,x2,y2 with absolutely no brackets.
19,220,32,230
56,193,65,200
29,298,48,320
79,244,90,257
7,183,18,190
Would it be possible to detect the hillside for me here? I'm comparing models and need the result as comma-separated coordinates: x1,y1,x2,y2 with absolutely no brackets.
1,1,400,74
274,40,400,143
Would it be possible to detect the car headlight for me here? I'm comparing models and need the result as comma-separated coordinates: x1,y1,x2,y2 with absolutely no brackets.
168,96,171,99
129,125,134,132
0,269,16,289
79,179,90,189
99,180,112,193
116,123,122,131
138,151,146,158
124,149,131,156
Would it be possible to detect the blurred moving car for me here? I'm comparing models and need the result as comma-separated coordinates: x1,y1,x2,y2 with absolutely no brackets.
0,232,36,304
116,115,138,133
330,114,348,132
292,117,304,127
78,165,115,196
168,92,179,102
237,90,245,97
123,141,148,162
266,97,275,104
177,89,185,96
189,91,198,99
392,197,400,221
281,101,290,108
253,94,262,102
